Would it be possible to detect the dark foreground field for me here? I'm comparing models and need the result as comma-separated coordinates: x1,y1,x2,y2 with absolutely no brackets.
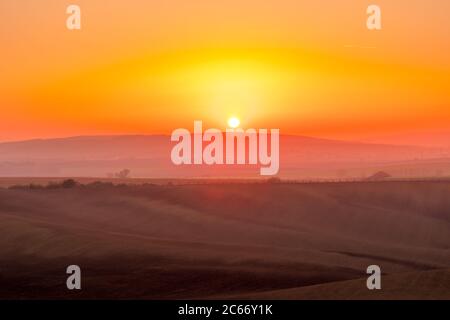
0,181,449,299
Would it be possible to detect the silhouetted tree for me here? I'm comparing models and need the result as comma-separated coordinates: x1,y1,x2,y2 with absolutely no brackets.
115,169,131,179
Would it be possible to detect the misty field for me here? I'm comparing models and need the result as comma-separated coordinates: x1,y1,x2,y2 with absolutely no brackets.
0,180,449,299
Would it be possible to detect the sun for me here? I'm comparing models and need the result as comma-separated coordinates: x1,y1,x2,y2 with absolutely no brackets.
227,117,240,128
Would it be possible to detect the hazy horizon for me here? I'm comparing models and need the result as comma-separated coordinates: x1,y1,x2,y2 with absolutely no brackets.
0,134,449,179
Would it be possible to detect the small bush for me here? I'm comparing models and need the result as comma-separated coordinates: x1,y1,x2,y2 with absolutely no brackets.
86,181,114,188
45,179,78,189
61,179,78,188
266,177,282,184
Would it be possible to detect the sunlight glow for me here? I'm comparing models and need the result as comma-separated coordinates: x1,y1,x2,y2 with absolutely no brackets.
228,117,240,128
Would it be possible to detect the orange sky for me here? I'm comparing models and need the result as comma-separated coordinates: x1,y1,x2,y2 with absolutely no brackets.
1,0,449,142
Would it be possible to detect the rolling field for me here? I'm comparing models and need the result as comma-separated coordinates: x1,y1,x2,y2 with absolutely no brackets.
0,180,449,299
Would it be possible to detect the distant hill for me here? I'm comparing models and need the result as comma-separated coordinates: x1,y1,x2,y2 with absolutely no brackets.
365,171,392,181
0,135,449,178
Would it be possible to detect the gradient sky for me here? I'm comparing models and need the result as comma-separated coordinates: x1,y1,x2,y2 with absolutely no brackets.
1,0,449,142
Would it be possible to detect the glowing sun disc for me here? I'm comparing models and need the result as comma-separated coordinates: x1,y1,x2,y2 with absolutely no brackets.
227,117,240,128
